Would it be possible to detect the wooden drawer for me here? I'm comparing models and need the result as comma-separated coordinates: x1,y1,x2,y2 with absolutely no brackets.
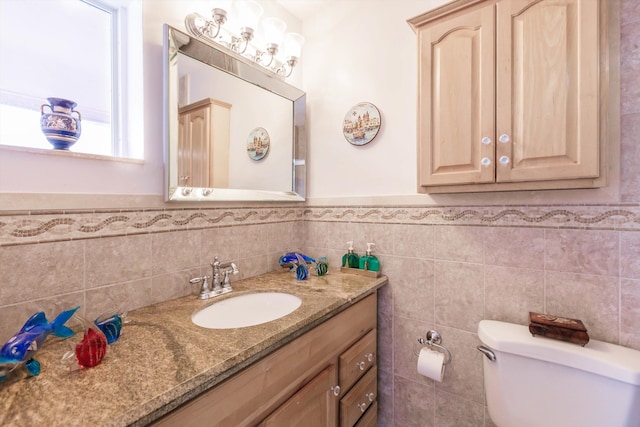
340,367,377,427
354,401,377,427
339,329,376,391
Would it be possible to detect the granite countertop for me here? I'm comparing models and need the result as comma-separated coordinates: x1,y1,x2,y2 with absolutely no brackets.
0,269,387,427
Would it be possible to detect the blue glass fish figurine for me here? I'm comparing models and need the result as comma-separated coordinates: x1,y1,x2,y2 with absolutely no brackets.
94,311,124,345
279,252,316,280
279,252,316,267
0,306,79,381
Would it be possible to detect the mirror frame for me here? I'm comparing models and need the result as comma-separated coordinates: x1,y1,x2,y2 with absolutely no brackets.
162,25,306,202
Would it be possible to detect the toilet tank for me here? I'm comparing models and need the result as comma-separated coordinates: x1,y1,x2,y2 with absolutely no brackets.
478,320,640,427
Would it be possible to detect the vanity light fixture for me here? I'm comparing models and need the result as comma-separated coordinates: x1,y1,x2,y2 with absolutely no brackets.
184,1,304,79
260,17,286,67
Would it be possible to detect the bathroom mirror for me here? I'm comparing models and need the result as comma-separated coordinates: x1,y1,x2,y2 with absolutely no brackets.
163,25,306,202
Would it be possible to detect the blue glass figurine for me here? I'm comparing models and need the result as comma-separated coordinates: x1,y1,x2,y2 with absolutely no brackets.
0,307,79,381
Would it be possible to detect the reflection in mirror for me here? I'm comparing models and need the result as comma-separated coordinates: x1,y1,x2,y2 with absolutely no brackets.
163,25,306,201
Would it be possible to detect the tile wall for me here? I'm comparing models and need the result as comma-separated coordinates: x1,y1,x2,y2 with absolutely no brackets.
302,205,640,426
0,207,303,342
2,203,637,427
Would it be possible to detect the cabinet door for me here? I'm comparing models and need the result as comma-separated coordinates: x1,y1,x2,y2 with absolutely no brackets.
417,4,495,186
259,364,339,427
495,0,599,182
186,105,212,188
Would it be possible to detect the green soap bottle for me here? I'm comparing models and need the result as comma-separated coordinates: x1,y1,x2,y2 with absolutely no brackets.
342,241,360,268
359,242,380,271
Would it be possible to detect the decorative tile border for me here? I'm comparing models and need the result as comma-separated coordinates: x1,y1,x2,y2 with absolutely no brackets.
1,204,638,246
0,207,303,246
301,204,640,230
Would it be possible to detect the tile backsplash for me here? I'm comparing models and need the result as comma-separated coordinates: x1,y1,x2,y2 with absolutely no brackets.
0,207,303,342
1,203,638,427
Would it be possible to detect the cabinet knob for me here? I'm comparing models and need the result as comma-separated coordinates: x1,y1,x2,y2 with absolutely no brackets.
331,385,341,396
357,361,366,371
365,352,373,362
481,136,492,145
499,155,510,165
366,392,376,402
358,402,368,413
481,157,492,167
499,134,510,143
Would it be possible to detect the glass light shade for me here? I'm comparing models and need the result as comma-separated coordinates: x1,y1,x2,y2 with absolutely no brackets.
235,0,263,31
282,33,305,58
263,17,287,46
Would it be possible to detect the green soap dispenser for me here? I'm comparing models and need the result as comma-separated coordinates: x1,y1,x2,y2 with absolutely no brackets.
359,242,380,271
342,241,360,268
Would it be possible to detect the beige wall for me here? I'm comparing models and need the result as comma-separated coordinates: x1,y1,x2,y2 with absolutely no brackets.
0,1,638,427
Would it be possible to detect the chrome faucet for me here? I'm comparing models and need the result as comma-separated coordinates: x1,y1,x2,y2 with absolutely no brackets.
190,257,239,300
211,256,239,294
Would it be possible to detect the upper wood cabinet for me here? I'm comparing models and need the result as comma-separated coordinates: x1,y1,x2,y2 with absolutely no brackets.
409,0,618,193
178,98,231,188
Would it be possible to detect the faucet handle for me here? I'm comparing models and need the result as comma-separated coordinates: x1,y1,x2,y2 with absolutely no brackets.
201,275,211,291
191,275,213,299
221,271,233,293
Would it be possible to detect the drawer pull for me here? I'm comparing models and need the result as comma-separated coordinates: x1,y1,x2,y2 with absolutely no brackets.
366,392,375,402
365,352,373,362
331,385,341,397
357,361,366,371
358,402,367,413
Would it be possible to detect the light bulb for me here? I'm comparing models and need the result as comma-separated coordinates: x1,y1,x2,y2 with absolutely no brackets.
263,17,287,47
235,0,263,32
282,33,305,59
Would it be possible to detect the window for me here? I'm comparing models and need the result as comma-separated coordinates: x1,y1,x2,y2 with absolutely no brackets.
0,0,143,159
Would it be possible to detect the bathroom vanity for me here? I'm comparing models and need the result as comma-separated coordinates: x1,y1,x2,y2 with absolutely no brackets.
0,270,386,427
154,294,378,426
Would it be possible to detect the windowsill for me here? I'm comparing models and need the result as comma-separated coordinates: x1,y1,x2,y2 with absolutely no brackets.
0,144,144,164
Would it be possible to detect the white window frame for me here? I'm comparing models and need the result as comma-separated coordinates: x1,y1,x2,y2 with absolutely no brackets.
0,0,143,160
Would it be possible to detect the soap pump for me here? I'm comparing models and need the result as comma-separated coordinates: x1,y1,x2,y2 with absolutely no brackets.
359,242,380,272
342,241,360,268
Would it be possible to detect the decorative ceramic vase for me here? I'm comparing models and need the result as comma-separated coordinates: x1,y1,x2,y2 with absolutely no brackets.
40,98,82,150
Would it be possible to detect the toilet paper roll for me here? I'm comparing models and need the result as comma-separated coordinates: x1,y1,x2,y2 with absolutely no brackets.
417,347,446,382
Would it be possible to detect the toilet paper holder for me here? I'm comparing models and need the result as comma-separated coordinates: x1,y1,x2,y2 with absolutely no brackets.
412,330,453,365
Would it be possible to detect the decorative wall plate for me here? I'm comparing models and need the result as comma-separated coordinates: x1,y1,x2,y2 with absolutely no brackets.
342,102,381,146
247,127,270,160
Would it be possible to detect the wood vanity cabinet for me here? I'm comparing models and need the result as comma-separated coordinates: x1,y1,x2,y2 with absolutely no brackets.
152,293,378,427
408,0,617,193
178,98,231,188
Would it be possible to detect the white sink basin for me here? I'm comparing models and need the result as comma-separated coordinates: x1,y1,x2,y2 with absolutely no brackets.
192,292,302,329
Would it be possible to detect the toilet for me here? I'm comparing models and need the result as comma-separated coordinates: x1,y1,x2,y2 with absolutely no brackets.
477,320,640,427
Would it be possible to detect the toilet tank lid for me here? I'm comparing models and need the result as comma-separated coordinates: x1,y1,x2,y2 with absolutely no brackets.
478,320,640,386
